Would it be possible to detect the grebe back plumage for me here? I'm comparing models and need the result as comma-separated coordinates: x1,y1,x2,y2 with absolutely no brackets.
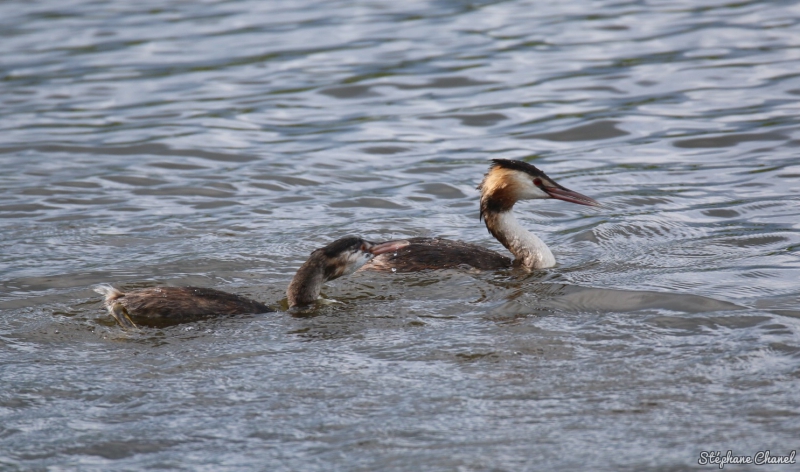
364,159,599,272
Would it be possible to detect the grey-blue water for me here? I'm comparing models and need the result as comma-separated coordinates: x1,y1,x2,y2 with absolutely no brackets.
2,0,800,470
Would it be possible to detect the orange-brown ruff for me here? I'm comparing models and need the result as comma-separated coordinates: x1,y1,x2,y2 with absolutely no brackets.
478,165,528,213
364,159,599,272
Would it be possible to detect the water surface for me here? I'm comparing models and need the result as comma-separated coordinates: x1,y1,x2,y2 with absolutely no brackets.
2,0,800,470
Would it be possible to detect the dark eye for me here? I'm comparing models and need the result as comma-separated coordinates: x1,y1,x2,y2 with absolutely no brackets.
533,178,542,186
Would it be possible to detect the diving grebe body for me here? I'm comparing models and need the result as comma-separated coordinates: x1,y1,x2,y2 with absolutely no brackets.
95,237,407,327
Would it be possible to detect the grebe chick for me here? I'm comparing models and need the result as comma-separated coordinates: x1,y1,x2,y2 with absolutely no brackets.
364,159,599,272
95,236,407,328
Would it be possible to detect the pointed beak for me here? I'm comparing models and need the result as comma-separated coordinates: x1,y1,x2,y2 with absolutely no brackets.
544,186,601,207
369,240,410,255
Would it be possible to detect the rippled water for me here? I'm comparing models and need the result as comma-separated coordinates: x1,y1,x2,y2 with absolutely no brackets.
2,0,800,470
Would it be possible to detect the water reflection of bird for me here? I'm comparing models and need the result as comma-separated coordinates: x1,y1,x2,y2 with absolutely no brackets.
364,159,599,272
95,237,407,328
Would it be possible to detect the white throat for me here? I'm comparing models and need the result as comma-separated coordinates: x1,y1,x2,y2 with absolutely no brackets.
490,211,556,269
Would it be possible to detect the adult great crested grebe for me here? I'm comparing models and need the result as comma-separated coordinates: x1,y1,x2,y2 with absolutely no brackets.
363,159,599,272
95,236,407,328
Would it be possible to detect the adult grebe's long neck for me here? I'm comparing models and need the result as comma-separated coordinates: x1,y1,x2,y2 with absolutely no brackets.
483,209,556,269
478,164,555,269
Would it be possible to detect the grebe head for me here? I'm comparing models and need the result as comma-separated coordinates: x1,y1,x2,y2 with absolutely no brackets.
320,236,407,278
479,159,599,215
317,236,374,279
288,236,409,307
